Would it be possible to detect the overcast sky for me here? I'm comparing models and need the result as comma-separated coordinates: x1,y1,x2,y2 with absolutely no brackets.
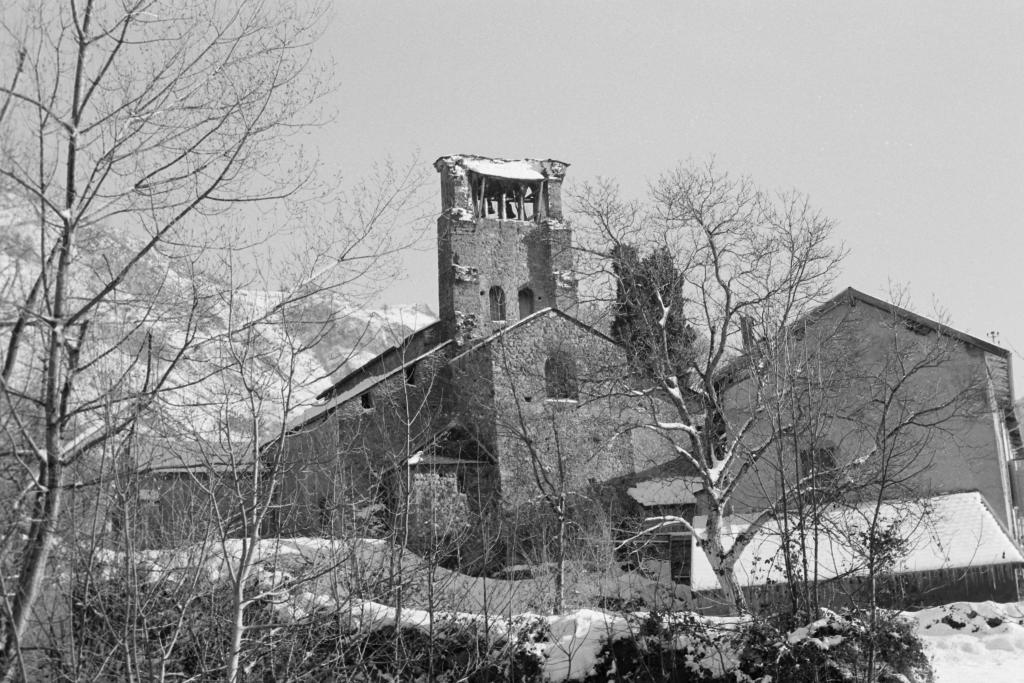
306,1,1024,384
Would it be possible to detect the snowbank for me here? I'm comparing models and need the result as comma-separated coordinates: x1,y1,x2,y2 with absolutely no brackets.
907,601,1024,683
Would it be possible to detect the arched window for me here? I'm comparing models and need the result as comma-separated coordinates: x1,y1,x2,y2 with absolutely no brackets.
518,286,535,317
545,352,578,400
489,286,506,321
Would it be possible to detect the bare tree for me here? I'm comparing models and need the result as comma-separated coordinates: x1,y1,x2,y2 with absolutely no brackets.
748,289,982,618
573,162,986,615
0,0,345,676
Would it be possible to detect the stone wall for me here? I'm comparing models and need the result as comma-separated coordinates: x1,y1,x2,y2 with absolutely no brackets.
454,311,673,508
272,347,451,536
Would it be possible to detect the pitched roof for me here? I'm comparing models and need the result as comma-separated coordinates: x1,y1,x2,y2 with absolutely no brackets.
716,285,1010,391
286,340,452,432
317,320,443,401
812,287,1008,358
689,491,1024,591
288,307,619,432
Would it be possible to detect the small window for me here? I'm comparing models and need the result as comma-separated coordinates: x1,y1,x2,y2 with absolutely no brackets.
545,352,578,400
360,392,373,410
489,286,507,321
518,286,535,317
405,363,417,386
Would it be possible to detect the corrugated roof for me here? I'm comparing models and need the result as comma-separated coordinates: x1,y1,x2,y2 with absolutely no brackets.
689,491,1024,591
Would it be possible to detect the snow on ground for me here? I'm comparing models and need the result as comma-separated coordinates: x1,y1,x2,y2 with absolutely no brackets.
907,601,1024,683
94,540,1024,681
96,537,691,615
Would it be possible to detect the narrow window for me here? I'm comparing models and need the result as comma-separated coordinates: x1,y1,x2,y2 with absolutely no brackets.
405,363,417,386
545,352,578,400
518,286,535,317
360,392,373,410
317,496,332,533
669,535,692,585
489,286,506,321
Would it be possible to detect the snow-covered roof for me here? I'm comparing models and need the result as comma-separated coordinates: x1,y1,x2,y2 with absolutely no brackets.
434,154,569,180
462,158,544,181
690,491,1024,592
627,476,701,506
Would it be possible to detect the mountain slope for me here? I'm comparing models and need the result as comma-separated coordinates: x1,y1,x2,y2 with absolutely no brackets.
1,199,435,458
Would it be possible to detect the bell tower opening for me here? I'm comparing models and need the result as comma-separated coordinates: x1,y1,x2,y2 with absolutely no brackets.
470,173,543,221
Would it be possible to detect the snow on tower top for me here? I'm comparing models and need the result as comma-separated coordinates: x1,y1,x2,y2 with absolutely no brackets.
433,154,569,180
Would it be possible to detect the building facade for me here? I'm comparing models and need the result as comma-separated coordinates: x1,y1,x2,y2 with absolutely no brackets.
274,155,673,568
274,154,1024,604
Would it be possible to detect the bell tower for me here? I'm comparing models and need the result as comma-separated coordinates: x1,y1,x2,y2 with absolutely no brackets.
434,154,575,344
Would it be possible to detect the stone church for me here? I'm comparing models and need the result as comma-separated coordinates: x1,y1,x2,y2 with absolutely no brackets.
273,154,1024,603
274,155,676,569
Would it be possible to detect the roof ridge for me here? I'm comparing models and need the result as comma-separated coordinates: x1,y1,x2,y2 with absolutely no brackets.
819,287,1008,357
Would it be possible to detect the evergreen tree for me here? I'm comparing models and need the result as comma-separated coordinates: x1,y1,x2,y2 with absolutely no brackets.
611,245,697,382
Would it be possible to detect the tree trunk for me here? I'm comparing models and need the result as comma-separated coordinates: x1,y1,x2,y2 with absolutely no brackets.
555,495,566,613
703,534,748,616
226,540,251,683
0,460,63,682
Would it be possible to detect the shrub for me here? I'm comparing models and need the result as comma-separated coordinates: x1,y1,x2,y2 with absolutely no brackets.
583,608,932,683
739,609,933,683
585,612,720,682
65,565,548,682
